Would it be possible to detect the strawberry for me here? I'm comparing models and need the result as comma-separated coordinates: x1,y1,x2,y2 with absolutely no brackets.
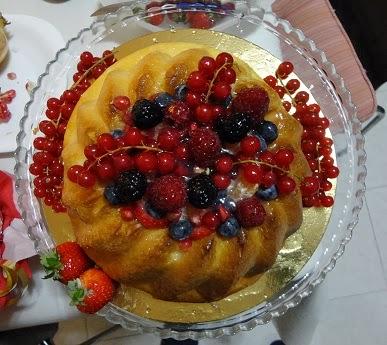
188,12,214,29
232,86,270,123
40,242,92,284
68,268,115,314
235,197,266,228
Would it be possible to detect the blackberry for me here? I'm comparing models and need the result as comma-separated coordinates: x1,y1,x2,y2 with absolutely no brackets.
188,174,218,209
132,99,163,129
215,112,252,143
106,170,147,205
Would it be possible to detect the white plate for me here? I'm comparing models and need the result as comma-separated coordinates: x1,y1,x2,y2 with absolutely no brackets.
0,14,65,153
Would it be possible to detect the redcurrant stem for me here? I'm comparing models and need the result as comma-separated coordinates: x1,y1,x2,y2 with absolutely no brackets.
71,49,118,89
205,62,228,103
275,72,297,107
87,144,162,170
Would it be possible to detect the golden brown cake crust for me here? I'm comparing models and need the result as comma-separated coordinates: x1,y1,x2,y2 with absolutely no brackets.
62,42,310,302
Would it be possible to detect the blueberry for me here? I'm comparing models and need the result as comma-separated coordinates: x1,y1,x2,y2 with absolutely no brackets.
214,192,236,212
111,129,124,139
256,185,278,201
104,184,120,205
114,169,147,204
215,112,252,143
145,202,166,219
169,220,193,240
255,120,278,144
175,84,188,100
154,92,175,109
132,99,164,129
188,174,218,209
218,217,240,237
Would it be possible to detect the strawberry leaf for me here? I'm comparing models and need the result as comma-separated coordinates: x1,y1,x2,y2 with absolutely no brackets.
40,250,62,280
68,279,87,306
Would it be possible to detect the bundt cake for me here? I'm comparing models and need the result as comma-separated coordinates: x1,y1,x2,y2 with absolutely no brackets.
61,42,311,302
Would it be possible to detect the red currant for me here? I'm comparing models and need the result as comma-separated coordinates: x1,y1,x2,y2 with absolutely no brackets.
80,51,94,68
47,97,62,110
320,137,333,147
259,151,276,165
175,145,189,160
157,152,176,174
157,127,180,151
135,151,157,173
78,170,96,188
212,82,231,101
282,101,292,111
92,64,106,79
313,128,326,141
277,176,296,194
84,144,101,160
102,50,115,65
277,61,294,78
198,56,216,78
324,166,339,179
301,139,317,154
318,117,330,129
173,162,190,177
33,137,47,150
295,103,308,115
215,155,234,174
212,105,224,118
112,154,133,172
73,72,82,82
29,163,44,176
187,71,208,93
123,127,143,146
213,174,231,190
45,108,60,121
63,90,79,104
274,85,285,98
113,96,130,111
308,159,318,171
242,164,263,184
320,179,333,191
60,102,75,120
240,136,260,156
217,67,236,84
320,156,334,168
97,133,117,152
285,79,300,94
263,75,277,88
302,194,318,207
39,120,57,137
320,195,334,207
34,187,47,198
57,123,67,137
50,161,64,177
274,148,294,167
33,152,54,166
294,91,309,104
77,61,87,73
261,171,277,188
186,92,202,108
215,52,233,67
300,176,320,196
96,162,116,181
318,146,332,157
194,104,214,123
308,103,321,114
67,165,83,183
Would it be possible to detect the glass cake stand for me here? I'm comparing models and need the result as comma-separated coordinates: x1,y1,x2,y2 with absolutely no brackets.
14,3,366,341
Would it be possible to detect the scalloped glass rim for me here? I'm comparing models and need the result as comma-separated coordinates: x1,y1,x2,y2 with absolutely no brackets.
14,6,366,340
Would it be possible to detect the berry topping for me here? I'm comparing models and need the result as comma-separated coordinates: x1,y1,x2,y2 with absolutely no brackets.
190,128,221,167
165,100,191,127
133,202,168,229
154,92,175,109
214,192,237,212
169,220,193,241
188,174,218,209
218,217,240,237
132,99,163,129
174,84,188,100
215,112,252,143
147,175,187,212
104,170,147,205
255,185,278,201
232,86,269,123
255,120,278,144
235,197,266,228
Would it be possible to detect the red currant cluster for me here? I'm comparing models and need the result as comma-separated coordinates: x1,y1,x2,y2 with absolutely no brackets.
264,61,339,207
0,89,16,122
30,50,117,212
186,52,236,123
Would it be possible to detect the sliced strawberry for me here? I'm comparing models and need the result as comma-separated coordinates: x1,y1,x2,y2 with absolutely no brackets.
217,205,231,222
190,226,214,240
133,202,169,229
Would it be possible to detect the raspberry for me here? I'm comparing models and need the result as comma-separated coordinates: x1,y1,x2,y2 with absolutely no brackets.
147,175,187,212
232,86,269,123
165,100,191,128
235,197,266,228
190,128,221,167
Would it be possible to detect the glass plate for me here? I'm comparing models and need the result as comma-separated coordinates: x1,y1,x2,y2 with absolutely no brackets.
14,4,366,340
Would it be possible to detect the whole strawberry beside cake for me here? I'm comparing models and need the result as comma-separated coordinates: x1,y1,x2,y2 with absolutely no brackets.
34,41,339,311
